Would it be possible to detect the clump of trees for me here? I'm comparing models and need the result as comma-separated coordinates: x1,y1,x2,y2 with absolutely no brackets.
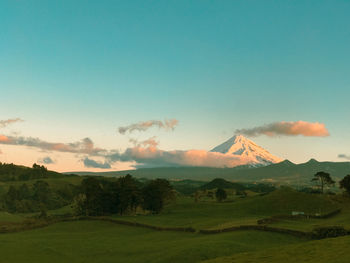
73,175,175,216
215,188,227,202
3,181,78,213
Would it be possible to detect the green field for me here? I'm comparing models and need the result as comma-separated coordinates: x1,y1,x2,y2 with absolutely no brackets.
0,165,349,263
0,220,303,263
0,188,348,262
113,188,339,230
203,235,350,263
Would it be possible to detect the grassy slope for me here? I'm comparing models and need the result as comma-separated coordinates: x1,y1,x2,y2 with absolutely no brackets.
114,188,338,229
0,220,302,263
266,195,350,231
203,235,350,263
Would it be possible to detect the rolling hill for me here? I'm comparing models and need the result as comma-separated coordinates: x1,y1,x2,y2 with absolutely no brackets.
70,159,350,185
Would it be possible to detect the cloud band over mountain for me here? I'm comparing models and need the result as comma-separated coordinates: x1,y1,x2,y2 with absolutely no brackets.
236,121,329,137
118,119,178,134
106,146,244,168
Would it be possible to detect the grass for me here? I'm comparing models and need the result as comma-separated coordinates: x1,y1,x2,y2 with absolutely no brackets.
0,212,26,223
0,220,303,263
265,200,350,232
114,188,339,229
0,186,347,263
203,235,350,263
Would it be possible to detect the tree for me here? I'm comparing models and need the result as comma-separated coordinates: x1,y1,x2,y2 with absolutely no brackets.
80,177,104,215
312,171,335,194
215,188,227,202
18,184,31,200
340,174,350,195
33,180,50,203
142,179,175,214
115,174,142,215
4,186,19,212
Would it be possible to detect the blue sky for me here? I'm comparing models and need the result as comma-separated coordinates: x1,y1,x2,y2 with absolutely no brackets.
1,1,350,171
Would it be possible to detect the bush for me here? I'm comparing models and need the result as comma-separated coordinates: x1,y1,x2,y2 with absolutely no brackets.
312,226,348,239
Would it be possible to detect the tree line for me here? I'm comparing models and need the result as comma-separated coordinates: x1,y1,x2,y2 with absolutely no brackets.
0,162,66,181
3,181,78,213
73,175,175,216
1,174,176,216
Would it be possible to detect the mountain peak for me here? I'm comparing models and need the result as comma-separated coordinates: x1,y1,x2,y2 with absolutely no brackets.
280,159,295,165
306,158,319,164
210,135,282,167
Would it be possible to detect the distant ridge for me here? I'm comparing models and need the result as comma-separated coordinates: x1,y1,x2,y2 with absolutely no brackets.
69,159,350,185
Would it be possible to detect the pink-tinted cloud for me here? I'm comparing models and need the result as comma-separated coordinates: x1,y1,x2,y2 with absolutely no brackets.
118,119,178,134
0,134,105,155
236,121,329,137
107,145,245,168
129,137,159,148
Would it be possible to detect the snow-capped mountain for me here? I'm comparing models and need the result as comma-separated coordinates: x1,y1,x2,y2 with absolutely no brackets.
210,135,282,167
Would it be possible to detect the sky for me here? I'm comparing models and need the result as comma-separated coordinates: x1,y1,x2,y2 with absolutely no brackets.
1,0,350,172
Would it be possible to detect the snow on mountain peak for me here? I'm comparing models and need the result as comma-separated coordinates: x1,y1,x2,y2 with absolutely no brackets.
210,135,282,167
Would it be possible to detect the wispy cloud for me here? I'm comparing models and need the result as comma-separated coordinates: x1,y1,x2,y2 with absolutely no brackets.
38,156,55,164
0,118,23,129
129,136,159,147
0,135,106,155
118,119,178,134
236,121,329,137
338,154,350,160
83,157,111,169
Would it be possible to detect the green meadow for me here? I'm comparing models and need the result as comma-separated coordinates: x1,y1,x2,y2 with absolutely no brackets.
114,188,338,230
0,221,302,263
204,235,350,263
0,164,349,263
0,187,349,262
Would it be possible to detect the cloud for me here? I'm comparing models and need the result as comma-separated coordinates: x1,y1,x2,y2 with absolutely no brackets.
106,145,244,168
38,156,55,164
236,121,329,137
338,154,350,160
118,119,178,134
83,157,111,169
129,136,159,147
0,135,106,155
0,118,23,129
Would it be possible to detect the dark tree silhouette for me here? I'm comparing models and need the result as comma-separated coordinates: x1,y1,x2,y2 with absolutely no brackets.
215,188,227,202
142,179,174,214
340,174,350,195
115,174,142,215
33,180,50,202
311,171,335,194
81,177,104,215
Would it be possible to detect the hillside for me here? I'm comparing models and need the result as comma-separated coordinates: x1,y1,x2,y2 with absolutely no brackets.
70,159,350,185
199,178,246,191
